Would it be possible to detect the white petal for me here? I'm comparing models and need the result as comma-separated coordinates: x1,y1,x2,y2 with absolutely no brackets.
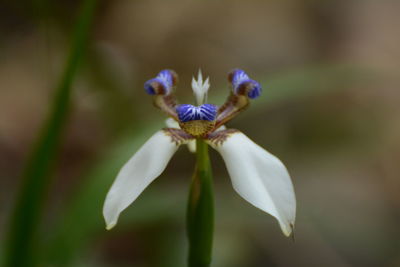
103,131,179,229
208,132,296,236
187,140,196,153
165,118,180,128
215,125,226,132
191,69,210,105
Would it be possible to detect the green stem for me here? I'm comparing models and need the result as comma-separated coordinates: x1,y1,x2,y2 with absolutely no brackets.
3,0,96,266
187,139,214,267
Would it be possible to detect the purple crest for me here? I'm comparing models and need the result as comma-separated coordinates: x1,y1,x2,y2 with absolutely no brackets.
176,104,217,122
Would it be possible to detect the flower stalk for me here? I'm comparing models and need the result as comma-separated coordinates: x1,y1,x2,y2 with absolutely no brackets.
187,139,214,267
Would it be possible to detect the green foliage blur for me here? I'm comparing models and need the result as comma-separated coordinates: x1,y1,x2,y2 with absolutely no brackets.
1,0,400,266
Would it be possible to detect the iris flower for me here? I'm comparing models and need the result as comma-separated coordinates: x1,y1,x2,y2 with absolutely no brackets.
103,69,296,236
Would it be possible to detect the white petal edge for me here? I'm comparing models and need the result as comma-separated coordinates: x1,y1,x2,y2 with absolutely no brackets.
208,132,296,236
103,131,179,230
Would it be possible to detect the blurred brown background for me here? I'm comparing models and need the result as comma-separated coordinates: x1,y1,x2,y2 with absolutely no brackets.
1,0,400,266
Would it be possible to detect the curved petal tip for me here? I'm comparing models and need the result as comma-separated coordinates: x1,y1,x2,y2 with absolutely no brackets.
208,131,296,236
281,222,295,237
103,131,180,229
106,222,116,231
